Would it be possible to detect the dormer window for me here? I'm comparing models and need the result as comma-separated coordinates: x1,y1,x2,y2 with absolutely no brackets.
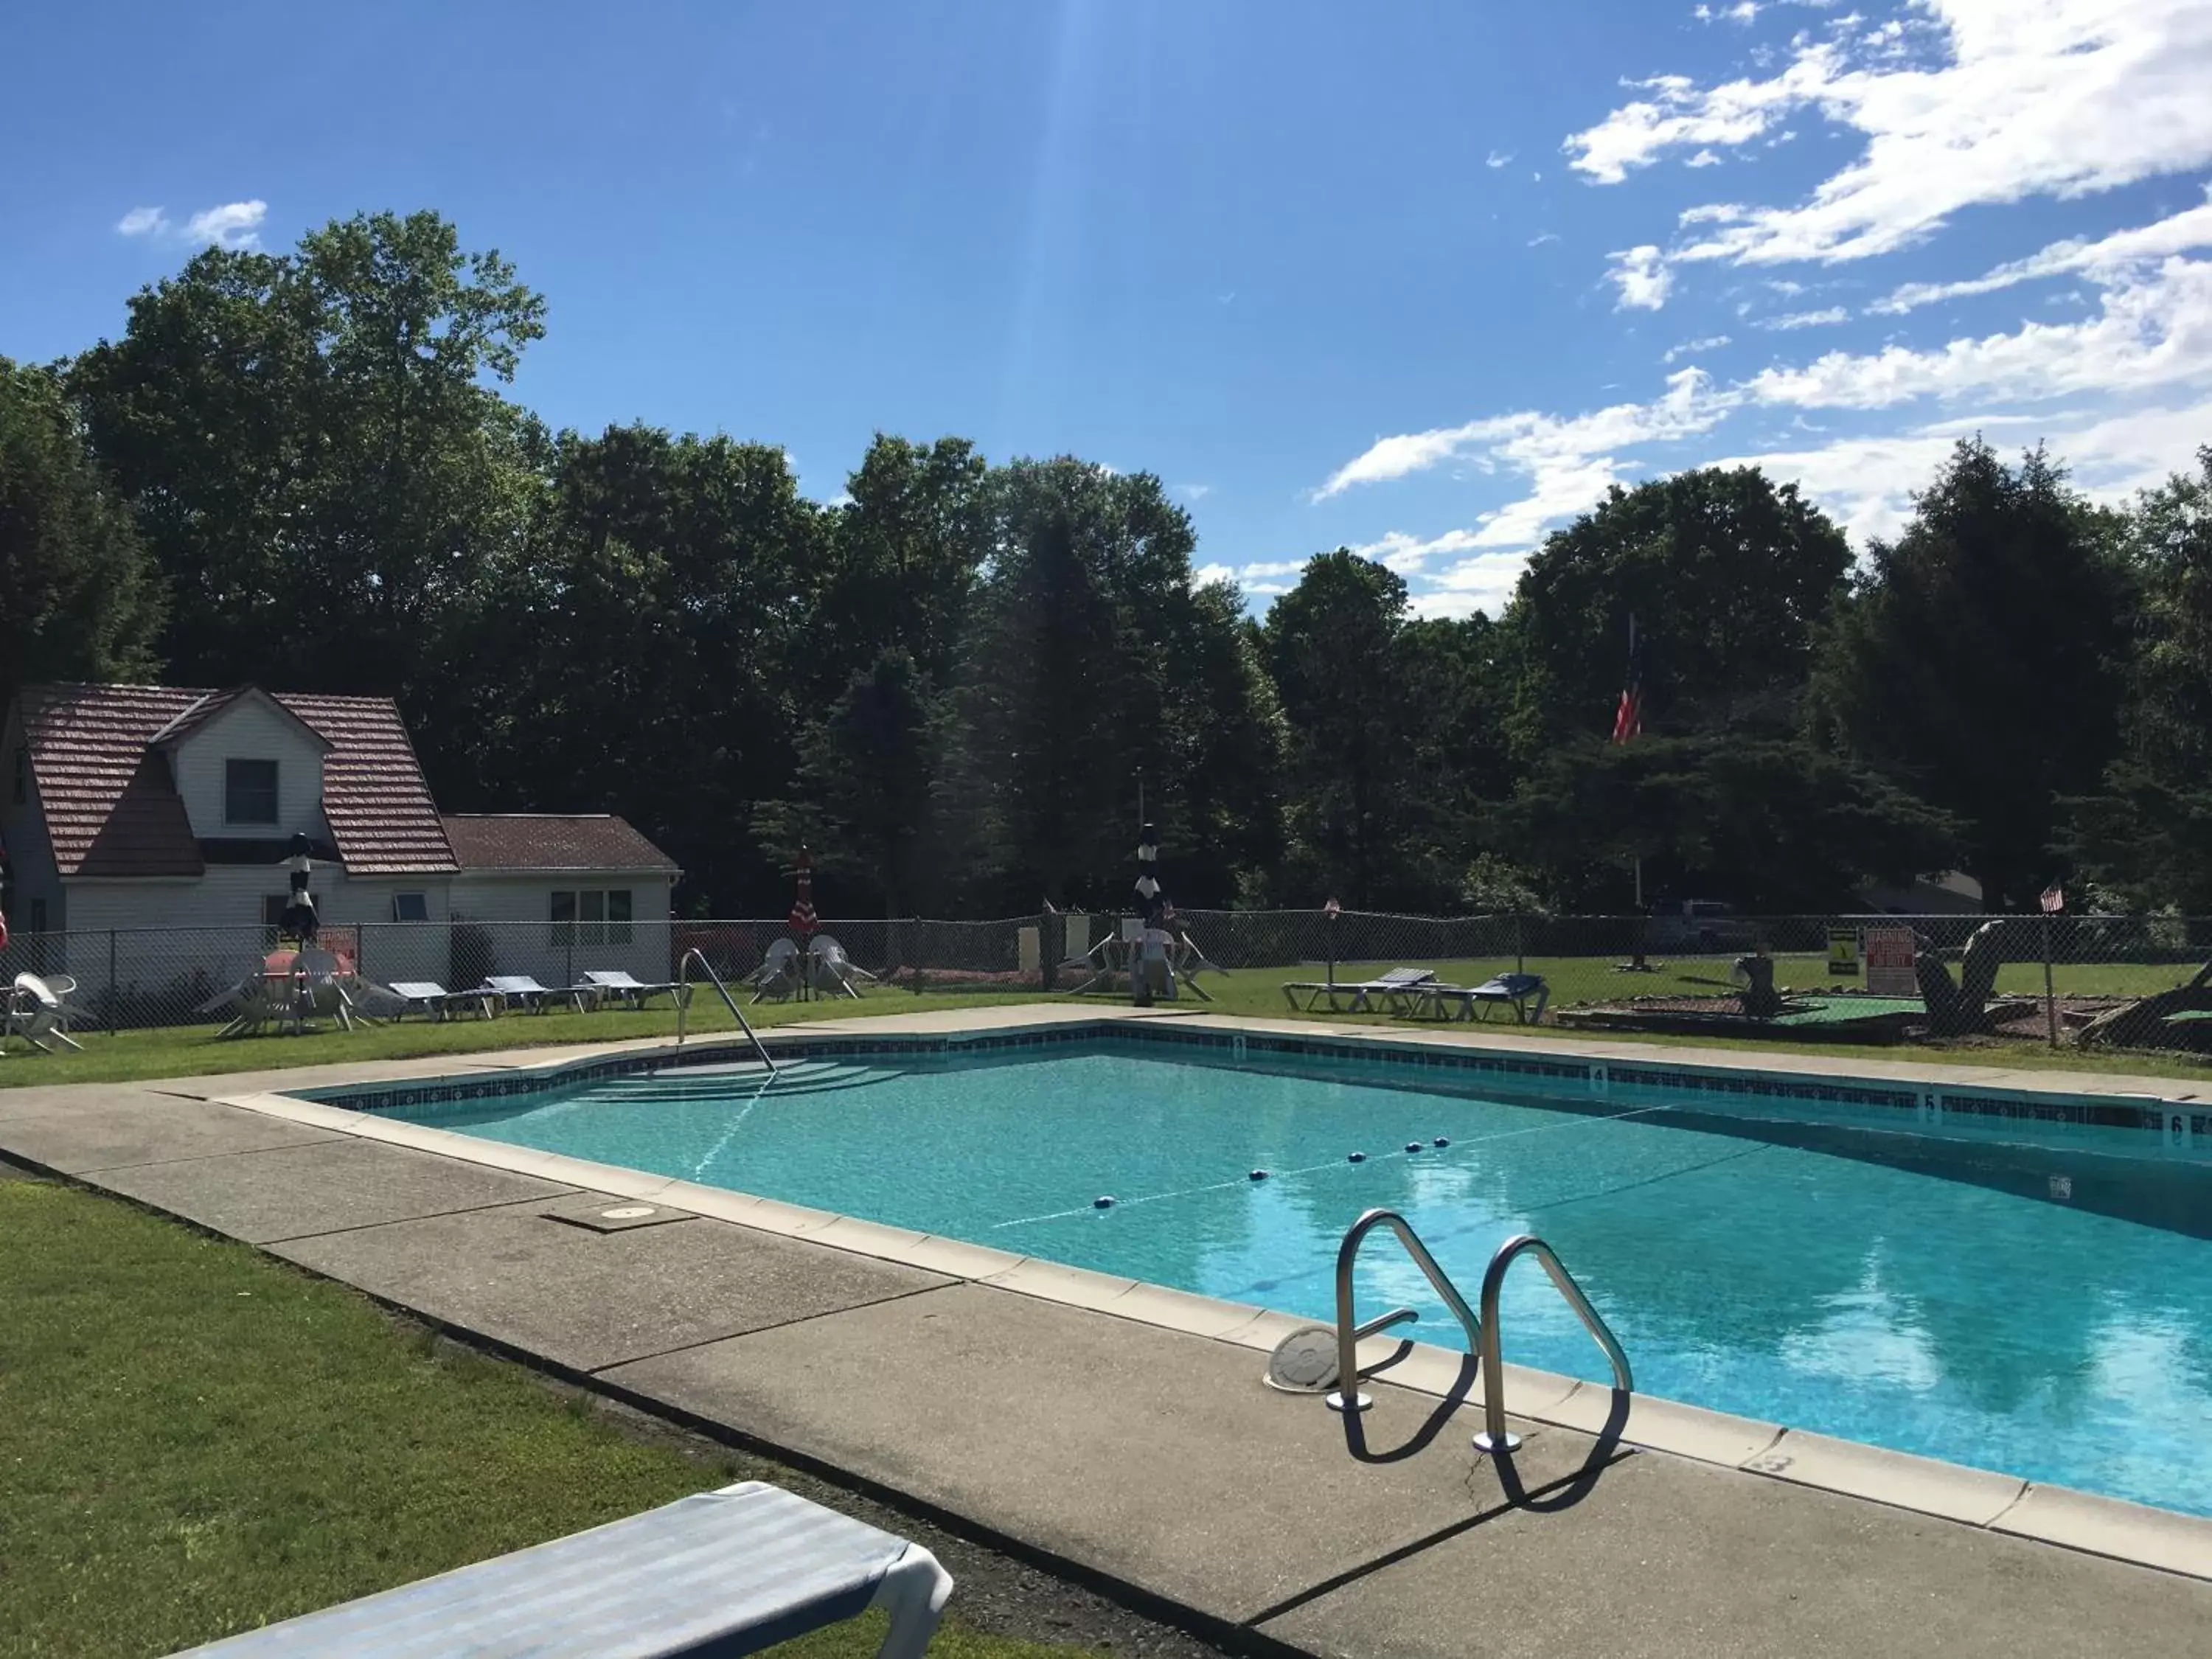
225,759,279,824
9,744,24,805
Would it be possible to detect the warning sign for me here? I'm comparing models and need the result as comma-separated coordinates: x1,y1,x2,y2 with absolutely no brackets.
1864,928,1919,997
1826,928,1860,978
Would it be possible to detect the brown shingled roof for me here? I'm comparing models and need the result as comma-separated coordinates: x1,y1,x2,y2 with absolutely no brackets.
13,683,459,878
442,815,679,873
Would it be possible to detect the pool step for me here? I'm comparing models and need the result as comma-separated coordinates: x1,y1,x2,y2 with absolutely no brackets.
597,1061,894,1102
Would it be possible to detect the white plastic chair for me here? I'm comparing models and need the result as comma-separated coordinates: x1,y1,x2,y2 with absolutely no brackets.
5,973,87,1053
748,938,802,1002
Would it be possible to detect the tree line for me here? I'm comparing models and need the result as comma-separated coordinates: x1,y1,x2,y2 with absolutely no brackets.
4,211,2208,917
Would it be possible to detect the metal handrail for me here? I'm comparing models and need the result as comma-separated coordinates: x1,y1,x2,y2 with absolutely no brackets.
1328,1208,1483,1413
1472,1233,1632,1454
674,949,778,1074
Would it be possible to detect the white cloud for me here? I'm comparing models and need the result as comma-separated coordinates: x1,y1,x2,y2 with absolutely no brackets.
1527,232,1562,248
1707,396,2212,546
1567,1,2212,267
1748,254,2212,408
1869,188,2212,313
1349,528,1489,574
1686,149,1723,167
1409,552,1531,619
1662,333,1734,362
1178,482,1214,501
1608,244,1675,310
1315,371,1734,577
1486,149,1514,168
1756,304,1852,329
1693,1,1761,19
114,198,268,249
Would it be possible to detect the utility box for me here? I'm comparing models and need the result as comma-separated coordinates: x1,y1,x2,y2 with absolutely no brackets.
1018,926,1041,975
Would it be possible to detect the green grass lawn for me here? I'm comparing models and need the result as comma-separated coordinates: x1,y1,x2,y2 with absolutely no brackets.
4,952,2208,1095
0,987,1050,1089
0,1175,1107,1659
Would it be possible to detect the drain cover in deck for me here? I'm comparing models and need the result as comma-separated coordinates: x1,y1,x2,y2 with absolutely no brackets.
1264,1324,1340,1393
541,1195,696,1234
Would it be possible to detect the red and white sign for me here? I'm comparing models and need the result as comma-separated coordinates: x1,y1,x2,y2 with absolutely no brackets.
1864,927,1919,997
2041,886,2066,914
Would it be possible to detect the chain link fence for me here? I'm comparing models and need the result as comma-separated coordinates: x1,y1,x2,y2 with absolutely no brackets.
4,908,2209,1039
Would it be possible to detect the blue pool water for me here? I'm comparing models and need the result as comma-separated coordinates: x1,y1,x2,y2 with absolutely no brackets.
383,1043,2212,1514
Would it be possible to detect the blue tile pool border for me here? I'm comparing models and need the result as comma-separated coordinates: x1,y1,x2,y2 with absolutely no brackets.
294,1018,2212,1162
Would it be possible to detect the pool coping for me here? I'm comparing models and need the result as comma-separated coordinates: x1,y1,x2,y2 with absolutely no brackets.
219,1004,2212,1585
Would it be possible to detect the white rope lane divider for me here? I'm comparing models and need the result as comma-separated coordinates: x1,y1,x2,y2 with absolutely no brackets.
986,1100,1682,1232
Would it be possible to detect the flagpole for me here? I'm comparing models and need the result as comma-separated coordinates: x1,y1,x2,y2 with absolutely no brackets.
1617,612,1651,972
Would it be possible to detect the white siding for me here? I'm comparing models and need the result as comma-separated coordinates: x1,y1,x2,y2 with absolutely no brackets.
169,697,327,841
58,868,459,1001
449,870,677,987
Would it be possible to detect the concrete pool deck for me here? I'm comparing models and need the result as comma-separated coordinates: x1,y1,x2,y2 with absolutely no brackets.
4,1005,2211,1657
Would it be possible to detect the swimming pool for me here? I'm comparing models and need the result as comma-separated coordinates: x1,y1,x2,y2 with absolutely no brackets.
334,1029,2212,1517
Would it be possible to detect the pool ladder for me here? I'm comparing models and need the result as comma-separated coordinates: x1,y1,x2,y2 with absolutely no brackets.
1328,1208,1632,1454
673,948,779,1076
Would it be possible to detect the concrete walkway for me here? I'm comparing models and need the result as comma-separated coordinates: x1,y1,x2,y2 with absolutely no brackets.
4,1040,2211,1656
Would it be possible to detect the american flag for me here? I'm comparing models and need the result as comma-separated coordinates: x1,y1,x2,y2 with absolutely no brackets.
1611,613,1644,745
2040,885,2065,914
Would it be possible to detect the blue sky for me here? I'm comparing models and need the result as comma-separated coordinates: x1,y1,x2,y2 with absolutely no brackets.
5,0,2210,617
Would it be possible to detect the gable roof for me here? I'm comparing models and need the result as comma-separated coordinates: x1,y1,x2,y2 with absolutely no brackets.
11,683,459,878
148,686,333,752
442,814,680,874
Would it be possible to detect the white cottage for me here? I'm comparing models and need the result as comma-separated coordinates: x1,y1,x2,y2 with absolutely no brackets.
0,682,679,1004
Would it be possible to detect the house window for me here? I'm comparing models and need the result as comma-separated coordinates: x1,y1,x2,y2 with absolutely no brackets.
549,888,634,948
392,892,429,923
29,898,47,934
262,894,288,928
10,744,25,805
226,759,279,824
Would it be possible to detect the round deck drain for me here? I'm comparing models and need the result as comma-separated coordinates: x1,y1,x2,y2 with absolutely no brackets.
1262,1324,1340,1394
600,1205,658,1221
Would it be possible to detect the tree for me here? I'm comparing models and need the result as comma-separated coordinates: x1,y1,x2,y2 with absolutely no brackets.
756,649,948,915
1492,735,1961,911
1263,551,1412,907
1504,466,1852,755
2067,448,2212,909
815,436,988,692
71,210,546,712
462,424,830,911
1809,438,2131,911
0,356,163,703
944,459,1276,911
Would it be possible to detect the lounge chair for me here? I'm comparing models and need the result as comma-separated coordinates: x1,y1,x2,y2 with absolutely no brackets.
749,938,803,1002
173,1479,953,1659
381,981,496,1021
580,968,689,1010
1166,929,1220,1003
3,973,87,1054
809,936,877,999
483,974,589,1014
1422,971,1551,1025
1281,967,1436,1014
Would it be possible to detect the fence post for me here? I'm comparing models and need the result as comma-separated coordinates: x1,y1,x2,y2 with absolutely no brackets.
1514,912,1525,978
108,930,118,1036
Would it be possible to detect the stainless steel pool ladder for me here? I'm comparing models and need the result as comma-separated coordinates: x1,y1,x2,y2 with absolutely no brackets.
674,949,779,1076
1329,1209,1633,1454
